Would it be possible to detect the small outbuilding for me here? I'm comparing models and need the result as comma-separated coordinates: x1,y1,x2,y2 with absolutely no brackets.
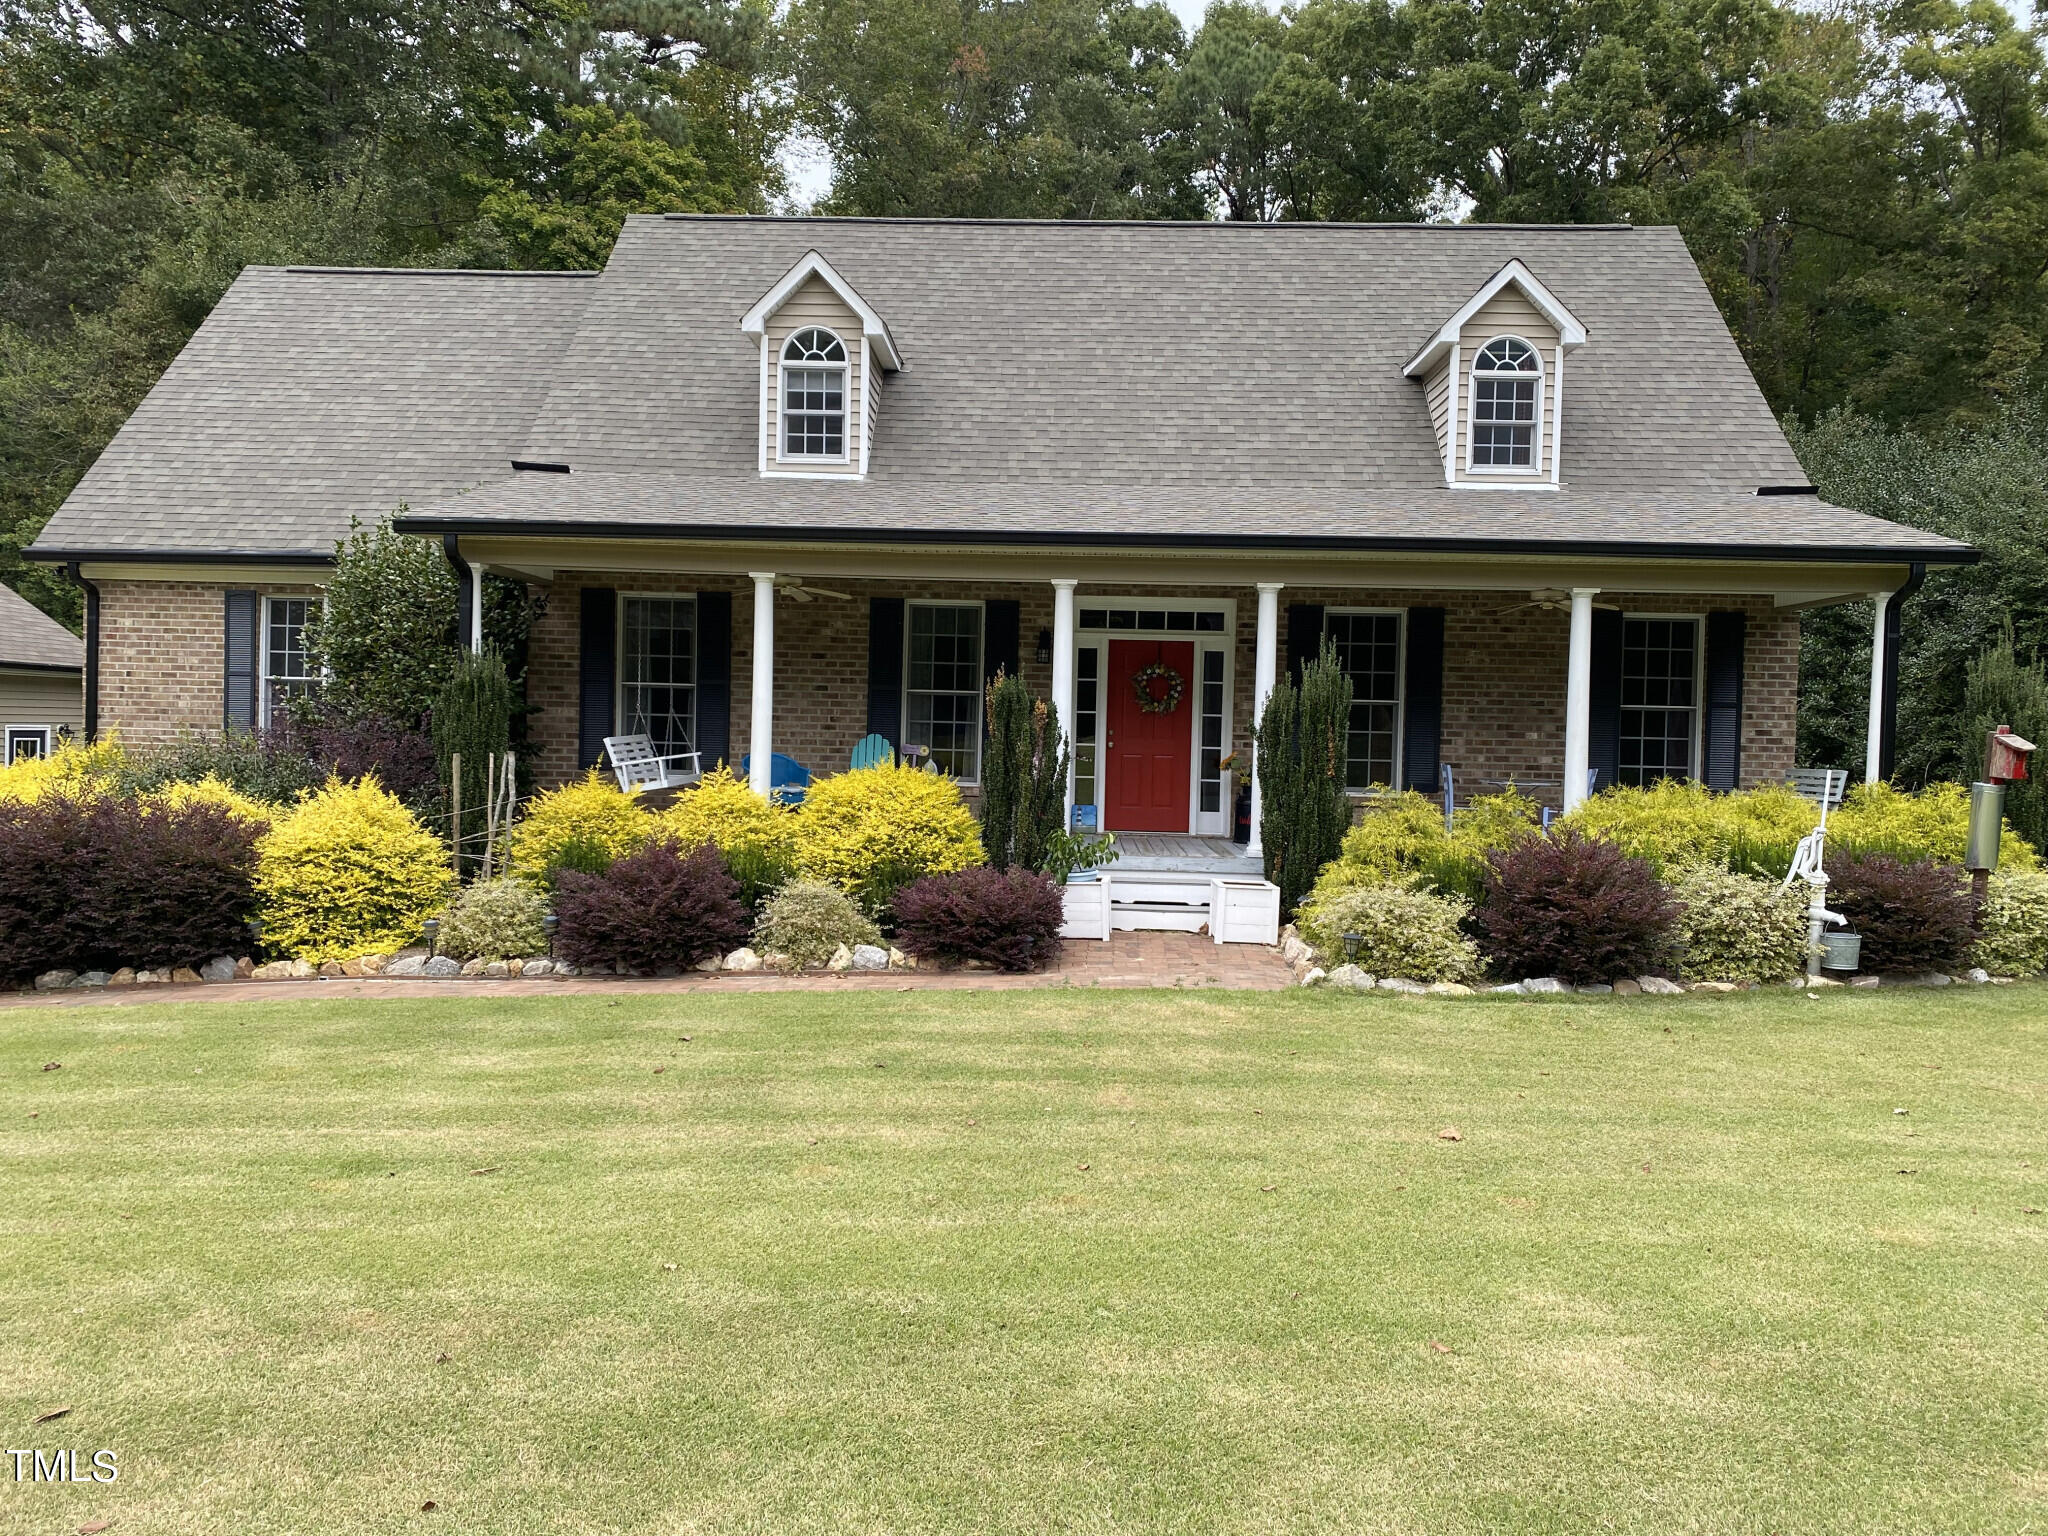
0,583,84,763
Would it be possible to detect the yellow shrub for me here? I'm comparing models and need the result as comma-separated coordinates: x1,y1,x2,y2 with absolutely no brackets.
1561,779,1736,868
794,763,984,911
506,771,654,885
658,766,797,865
1831,781,2037,871
1314,786,1537,904
0,732,129,804
255,777,456,963
147,774,277,831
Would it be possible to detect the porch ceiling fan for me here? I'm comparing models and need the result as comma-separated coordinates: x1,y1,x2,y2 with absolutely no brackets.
1495,587,1622,616
774,577,853,603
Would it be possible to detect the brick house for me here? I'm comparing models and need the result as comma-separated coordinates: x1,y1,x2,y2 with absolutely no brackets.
29,217,1972,859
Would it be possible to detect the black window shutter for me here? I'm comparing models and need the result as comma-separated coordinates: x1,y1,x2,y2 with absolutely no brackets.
577,587,616,771
1702,610,1746,790
984,599,1019,686
1588,607,1624,793
695,590,731,768
223,590,259,731
1401,607,1445,793
867,597,905,742
1286,603,1325,680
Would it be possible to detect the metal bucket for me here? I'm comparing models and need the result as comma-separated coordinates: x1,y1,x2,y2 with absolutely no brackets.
1821,930,1862,973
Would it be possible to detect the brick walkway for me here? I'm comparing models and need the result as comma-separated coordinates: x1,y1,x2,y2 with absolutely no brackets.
1,931,1294,1010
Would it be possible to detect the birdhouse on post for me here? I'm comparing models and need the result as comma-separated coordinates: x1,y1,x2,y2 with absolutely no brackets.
1985,725,2036,785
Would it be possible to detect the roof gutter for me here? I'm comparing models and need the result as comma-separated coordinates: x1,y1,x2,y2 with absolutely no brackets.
387,515,1980,568
25,549,336,567
66,563,100,742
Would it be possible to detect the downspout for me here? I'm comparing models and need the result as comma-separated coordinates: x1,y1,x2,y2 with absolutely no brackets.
67,562,100,742
1876,561,1927,782
441,534,475,654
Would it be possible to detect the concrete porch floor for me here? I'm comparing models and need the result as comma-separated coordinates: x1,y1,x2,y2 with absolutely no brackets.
1091,833,1261,876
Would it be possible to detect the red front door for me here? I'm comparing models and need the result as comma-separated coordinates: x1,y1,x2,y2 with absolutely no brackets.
1106,639,1194,832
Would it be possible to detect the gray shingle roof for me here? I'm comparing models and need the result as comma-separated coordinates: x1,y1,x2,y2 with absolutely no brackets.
30,266,597,558
400,470,1969,561
0,584,83,671
28,218,1976,563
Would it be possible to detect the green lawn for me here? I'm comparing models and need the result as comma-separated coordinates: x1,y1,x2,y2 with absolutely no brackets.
2,985,2045,1535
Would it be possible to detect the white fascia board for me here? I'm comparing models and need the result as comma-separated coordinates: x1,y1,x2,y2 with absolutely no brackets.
1402,259,1589,378
740,249,904,371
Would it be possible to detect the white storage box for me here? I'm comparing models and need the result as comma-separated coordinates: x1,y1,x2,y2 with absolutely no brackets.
1209,877,1281,945
1060,875,1111,941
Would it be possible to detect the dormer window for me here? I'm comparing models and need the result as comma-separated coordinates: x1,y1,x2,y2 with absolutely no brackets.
1469,337,1540,470
780,327,847,460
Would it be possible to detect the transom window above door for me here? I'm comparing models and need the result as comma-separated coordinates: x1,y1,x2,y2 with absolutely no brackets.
780,327,847,461
1077,607,1227,632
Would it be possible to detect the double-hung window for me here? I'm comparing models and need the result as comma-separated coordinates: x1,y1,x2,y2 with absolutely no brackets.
5,726,52,765
1324,611,1403,790
904,602,983,782
619,596,697,759
261,596,315,725
1619,616,1700,785
780,327,847,461
1469,336,1541,471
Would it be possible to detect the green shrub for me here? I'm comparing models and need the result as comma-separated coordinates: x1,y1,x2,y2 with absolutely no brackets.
658,766,797,907
303,516,459,728
1295,881,1481,983
1830,781,2037,871
1254,640,1351,915
1974,871,2048,976
255,777,455,963
508,771,653,888
753,879,882,968
981,673,1068,872
1668,867,1809,984
433,648,515,877
436,876,550,962
119,729,324,805
794,763,984,914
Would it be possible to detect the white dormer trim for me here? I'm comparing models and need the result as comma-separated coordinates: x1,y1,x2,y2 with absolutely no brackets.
1401,260,1586,380
741,250,903,372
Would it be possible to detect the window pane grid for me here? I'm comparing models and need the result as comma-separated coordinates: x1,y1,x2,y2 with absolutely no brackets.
1073,647,1099,818
782,365,844,458
1619,617,1698,786
1199,648,1225,814
264,597,315,720
621,597,697,759
1325,612,1401,790
906,604,983,780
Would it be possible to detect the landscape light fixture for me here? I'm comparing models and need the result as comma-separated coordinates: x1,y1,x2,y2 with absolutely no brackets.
542,913,559,955
1342,932,1362,964
422,918,440,959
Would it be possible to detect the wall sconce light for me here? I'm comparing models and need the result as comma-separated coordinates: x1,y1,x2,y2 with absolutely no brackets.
1034,629,1053,666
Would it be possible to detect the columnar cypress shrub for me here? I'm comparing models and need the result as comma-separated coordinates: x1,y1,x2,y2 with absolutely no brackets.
980,672,1070,873
433,648,515,875
1255,640,1352,914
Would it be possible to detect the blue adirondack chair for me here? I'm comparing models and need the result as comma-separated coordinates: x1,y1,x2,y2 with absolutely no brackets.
850,734,894,770
739,752,813,805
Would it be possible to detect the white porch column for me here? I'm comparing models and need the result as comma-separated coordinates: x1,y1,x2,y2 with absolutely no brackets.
749,572,775,799
467,560,486,653
1248,582,1283,857
1865,589,1891,784
1050,579,1077,827
1562,587,1597,813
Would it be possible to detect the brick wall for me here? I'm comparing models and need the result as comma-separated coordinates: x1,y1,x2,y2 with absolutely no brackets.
525,575,1798,804
96,579,322,747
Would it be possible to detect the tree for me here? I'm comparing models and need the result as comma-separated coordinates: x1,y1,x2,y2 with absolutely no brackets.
1255,640,1352,914
1958,623,2048,854
302,516,460,729
981,671,1070,872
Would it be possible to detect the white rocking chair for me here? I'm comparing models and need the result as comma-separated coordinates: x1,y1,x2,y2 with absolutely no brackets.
603,733,703,794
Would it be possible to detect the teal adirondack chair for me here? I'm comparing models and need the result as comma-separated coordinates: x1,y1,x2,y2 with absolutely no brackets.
850,734,895,770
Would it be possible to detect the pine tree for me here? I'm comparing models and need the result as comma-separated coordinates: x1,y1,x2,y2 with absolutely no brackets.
1961,621,2048,853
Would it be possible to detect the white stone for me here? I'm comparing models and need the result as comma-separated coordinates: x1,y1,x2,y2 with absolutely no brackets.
1923,971,1953,987
1299,966,1327,988
1850,975,1880,988
1635,975,1684,995
827,944,854,973
1426,981,1474,996
199,955,237,983
522,958,554,977
1378,977,1428,994
1964,967,1991,984
1689,980,1738,993
692,952,721,972
1805,976,1842,987
888,947,911,969
460,958,488,976
483,961,510,979
422,956,462,977
1324,964,1373,992
851,944,889,972
1280,934,1312,966
107,968,136,987
1522,977,1568,994
288,959,316,979
1490,982,1526,994
251,961,295,980
723,947,763,973
1612,979,1642,997
33,969,77,991
553,962,579,977
358,953,389,975
383,955,427,977
1576,983,1614,995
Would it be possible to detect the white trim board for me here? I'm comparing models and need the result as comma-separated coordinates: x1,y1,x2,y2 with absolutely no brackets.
740,250,903,371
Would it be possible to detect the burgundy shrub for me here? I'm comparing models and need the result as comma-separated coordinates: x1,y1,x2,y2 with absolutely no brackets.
1474,831,1678,985
892,867,1064,973
0,796,260,983
552,840,749,973
1826,853,1976,974
281,713,440,808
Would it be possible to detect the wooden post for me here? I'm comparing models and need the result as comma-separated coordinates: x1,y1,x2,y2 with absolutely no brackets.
483,751,497,880
450,750,462,878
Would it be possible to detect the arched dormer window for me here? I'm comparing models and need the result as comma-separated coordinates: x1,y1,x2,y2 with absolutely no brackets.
1469,336,1541,471
780,327,848,461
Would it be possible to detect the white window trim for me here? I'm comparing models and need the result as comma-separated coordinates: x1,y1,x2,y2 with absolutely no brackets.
1324,607,1408,793
775,326,852,468
903,598,987,787
615,591,701,755
4,725,53,765
1465,335,1546,478
1072,597,1238,837
259,594,316,730
1618,612,1706,785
